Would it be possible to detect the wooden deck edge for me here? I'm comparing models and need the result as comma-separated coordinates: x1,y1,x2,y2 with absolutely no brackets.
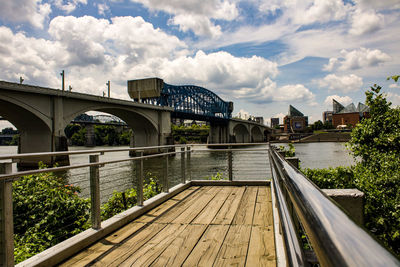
16,182,192,267
270,181,287,267
190,180,270,186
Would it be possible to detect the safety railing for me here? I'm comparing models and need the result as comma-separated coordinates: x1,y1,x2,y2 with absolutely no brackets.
0,143,270,266
268,145,399,266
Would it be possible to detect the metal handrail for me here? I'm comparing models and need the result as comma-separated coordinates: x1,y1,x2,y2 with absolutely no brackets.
0,144,183,160
269,145,400,266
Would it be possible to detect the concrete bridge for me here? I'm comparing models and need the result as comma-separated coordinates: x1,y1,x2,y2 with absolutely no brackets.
0,81,172,168
0,80,271,167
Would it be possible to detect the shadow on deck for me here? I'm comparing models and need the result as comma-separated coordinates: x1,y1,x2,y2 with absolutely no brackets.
59,185,276,266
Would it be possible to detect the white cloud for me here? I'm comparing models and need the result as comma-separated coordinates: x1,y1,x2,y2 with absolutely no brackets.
129,0,238,37
53,0,88,14
350,8,384,35
389,84,400,89
386,92,400,106
323,47,391,71
0,0,51,29
292,0,351,25
168,14,222,38
97,3,110,16
317,74,363,93
324,95,353,109
353,0,400,10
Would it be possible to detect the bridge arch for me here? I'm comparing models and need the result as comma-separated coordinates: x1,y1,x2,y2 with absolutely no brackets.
0,97,57,168
233,124,250,143
64,106,159,148
251,126,263,142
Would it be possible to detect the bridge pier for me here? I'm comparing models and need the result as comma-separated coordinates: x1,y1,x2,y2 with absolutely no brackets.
208,122,229,144
85,124,96,147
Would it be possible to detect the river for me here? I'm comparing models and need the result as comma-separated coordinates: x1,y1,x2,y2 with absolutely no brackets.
0,142,354,203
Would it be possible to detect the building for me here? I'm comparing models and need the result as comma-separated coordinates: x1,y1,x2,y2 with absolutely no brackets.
331,99,370,128
283,105,308,133
270,118,279,128
254,116,264,125
322,111,333,124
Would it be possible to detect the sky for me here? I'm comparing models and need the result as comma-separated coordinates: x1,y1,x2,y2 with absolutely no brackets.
0,0,399,129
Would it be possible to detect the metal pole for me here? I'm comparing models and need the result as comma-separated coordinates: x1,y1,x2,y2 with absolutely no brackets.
136,151,144,206
106,81,110,98
60,70,65,91
0,162,14,266
181,147,186,184
187,146,191,181
163,149,169,193
89,155,101,229
228,145,233,181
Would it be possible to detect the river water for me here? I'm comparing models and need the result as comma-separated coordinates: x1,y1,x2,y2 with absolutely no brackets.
0,142,354,202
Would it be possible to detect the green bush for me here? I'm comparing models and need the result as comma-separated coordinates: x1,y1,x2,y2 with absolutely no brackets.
303,81,400,256
13,163,90,263
101,175,162,220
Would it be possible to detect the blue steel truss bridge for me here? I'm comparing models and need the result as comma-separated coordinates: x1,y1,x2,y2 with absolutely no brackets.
127,78,233,122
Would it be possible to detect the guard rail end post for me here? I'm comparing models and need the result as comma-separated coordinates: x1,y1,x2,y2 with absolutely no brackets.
228,145,233,181
181,147,186,184
187,146,191,181
0,162,14,267
136,151,144,206
163,149,169,193
89,155,101,230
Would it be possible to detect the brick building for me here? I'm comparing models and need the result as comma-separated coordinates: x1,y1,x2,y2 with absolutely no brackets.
331,99,369,128
283,105,308,133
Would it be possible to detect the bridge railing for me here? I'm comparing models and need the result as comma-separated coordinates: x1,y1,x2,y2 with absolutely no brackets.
0,143,270,266
268,145,399,266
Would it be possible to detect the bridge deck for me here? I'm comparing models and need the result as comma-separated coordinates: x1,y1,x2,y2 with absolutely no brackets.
60,185,276,266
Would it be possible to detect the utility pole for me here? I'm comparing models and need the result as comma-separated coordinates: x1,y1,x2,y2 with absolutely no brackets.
60,70,65,91
106,81,110,98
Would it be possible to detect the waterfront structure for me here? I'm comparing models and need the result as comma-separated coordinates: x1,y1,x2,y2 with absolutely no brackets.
283,105,308,133
331,99,370,128
322,111,333,124
270,117,279,128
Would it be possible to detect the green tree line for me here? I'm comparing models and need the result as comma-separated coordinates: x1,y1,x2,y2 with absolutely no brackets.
64,124,131,146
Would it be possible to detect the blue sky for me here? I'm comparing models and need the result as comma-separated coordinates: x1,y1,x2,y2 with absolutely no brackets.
0,0,399,128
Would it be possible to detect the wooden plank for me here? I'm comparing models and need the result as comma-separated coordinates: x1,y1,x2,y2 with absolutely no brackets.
211,187,246,225
213,224,252,266
150,224,207,266
171,186,200,200
192,187,233,225
136,186,200,223
59,222,146,266
253,187,273,227
156,187,213,224
232,186,258,225
182,225,230,267
118,223,188,266
172,186,221,224
258,186,272,202
246,226,276,267
92,222,166,266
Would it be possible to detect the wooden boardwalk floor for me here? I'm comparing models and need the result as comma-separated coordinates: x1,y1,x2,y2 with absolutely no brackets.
60,186,276,267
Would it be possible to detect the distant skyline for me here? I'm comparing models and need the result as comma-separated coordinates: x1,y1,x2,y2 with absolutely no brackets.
0,0,399,128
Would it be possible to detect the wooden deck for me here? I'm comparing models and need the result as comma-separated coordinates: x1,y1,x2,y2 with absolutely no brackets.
60,186,276,267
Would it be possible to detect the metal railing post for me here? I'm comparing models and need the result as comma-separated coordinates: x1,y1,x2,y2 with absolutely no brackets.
0,162,14,267
163,149,169,193
136,151,144,206
187,146,191,181
89,155,101,229
181,147,186,184
228,145,233,181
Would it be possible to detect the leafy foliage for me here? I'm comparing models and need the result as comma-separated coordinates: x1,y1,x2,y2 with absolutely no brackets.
101,174,162,220
13,163,90,263
303,81,400,256
64,124,131,146
279,143,295,157
171,124,209,143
